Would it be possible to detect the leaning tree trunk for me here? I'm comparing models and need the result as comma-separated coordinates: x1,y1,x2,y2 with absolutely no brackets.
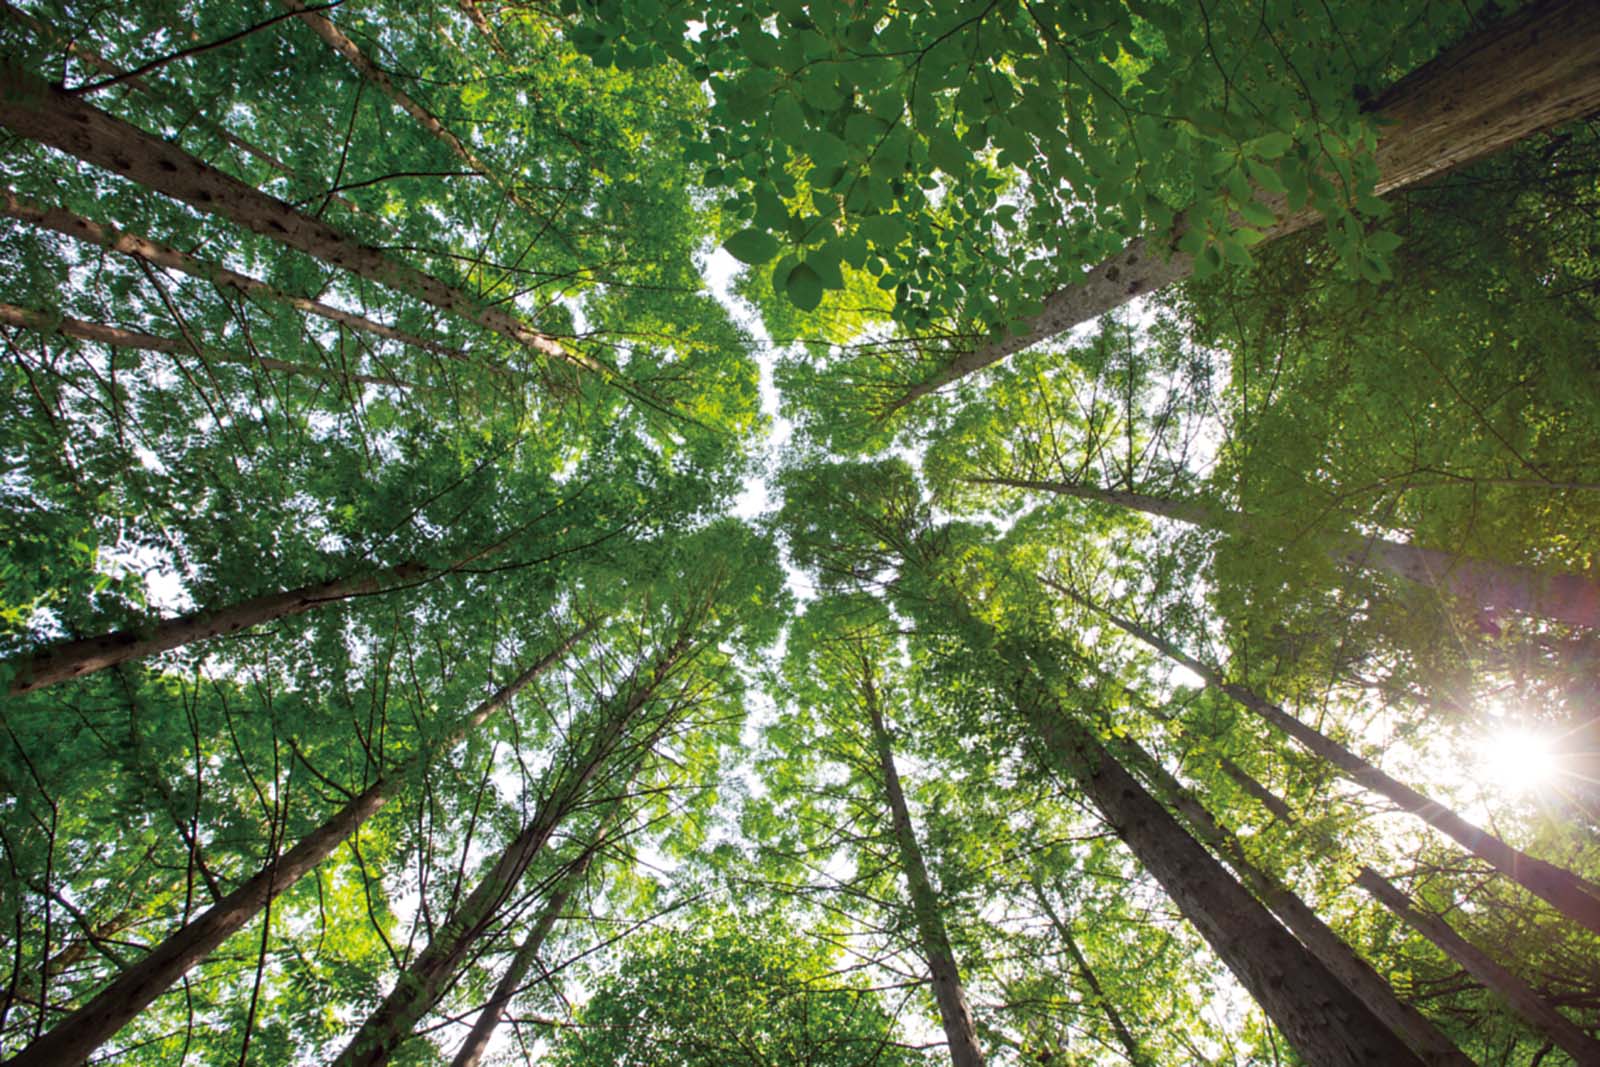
0,188,471,364
1006,477,1600,629
0,66,616,388
862,657,985,1067
330,632,693,1067
1012,677,1428,1067
0,624,591,1067
1211,758,1600,1067
0,301,415,390
1030,881,1153,1067
1356,867,1600,1064
886,0,1600,411
449,817,614,1067
1120,738,1471,1066
3,528,530,695
1053,579,1600,935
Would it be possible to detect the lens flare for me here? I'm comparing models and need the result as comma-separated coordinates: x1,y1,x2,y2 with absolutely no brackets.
1475,726,1561,795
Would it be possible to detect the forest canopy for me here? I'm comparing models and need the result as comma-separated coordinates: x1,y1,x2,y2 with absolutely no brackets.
0,1,1598,1065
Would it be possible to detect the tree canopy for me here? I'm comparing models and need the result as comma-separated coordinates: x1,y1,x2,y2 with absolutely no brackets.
1,1,1598,1065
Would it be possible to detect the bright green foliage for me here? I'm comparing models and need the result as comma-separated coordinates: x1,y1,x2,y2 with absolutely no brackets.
2,2,1598,1067
570,0,1466,354
549,919,922,1067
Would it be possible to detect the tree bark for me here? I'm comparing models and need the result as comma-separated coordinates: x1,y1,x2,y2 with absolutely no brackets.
1056,581,1600,936
0,625,590,1067
1030,882,1152,1067
1121,740,1471,1066
1217,756,1297,825
861,657,985,1067
1356,866,1600,1064
0,67,614,386
1014,681,1428,1067
0,301,415,390
449,833,603,1067
1,187,470,365
1005,477,1600,629
887,0,1600,411
330,632,693,1067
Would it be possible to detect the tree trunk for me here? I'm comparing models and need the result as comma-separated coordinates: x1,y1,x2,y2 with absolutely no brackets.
0,301,415,390
0,67,613,386
1217,756,1297,825
0,625,590,1067
1014,681,1427,1067
1,187,470,365
330,633,693,1067
861,658,985,1067
887,0,1600,411
1007,477,1600,629
1356,867,1600,1064
1059,583,1600,936
449,833,603,1067
0,0,360,216
1030,882,1152,1067
1121,739,1471,1066
5,527,534,695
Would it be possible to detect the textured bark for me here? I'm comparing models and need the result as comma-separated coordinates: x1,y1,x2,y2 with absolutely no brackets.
331,634,692,1067
1217,756,1298,825
1357,867,1600,1064
1,188,469,364
449,842,596,1067
1016,686,1427,1066
862,659,985,1067
1031,884,1152,1067
888,0,1600,411
1123,741,1470,1066
6,561,422,694
0,301,414,389
1005,477,1600,628
0,627,589,1067
1061,584,1600,936
0,67,611,385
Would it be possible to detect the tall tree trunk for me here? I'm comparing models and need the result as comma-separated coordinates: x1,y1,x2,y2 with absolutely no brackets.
4,529,527,695
861,657,985,1067
330,632,694,1067
0,301,415,390
1029,881,1152,1067
886,0,1600,411
0,624,591,1067
1006,477,1600,629
0,67,619,389
1056,581,1600,936
1217,755,1297,825
449,826,608,1067
1012,677,1428,1067
1,188,471,365
0,0,358,216
1356,867,1600,1064
1119,739,1471,1066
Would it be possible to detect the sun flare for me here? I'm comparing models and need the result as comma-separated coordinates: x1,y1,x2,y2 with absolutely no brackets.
1475,727,1563,795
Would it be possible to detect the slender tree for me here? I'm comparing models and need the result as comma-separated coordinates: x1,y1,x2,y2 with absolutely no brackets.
1052,578,1600,936
882,0,1600,410
0,622,592,1067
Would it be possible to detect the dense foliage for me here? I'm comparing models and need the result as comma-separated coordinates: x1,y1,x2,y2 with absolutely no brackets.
0,1,1597,1065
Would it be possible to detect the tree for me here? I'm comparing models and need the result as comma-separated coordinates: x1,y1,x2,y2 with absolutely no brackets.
3,1,1598,1064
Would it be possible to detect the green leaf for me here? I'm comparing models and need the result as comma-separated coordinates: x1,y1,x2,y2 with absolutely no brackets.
785,261,824,310
724,228,781,265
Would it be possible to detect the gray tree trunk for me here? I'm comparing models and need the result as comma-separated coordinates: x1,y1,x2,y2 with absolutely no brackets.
888,0,1600,410
861,659,986,1067
0,625,590,1067
1054,579,1600,936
